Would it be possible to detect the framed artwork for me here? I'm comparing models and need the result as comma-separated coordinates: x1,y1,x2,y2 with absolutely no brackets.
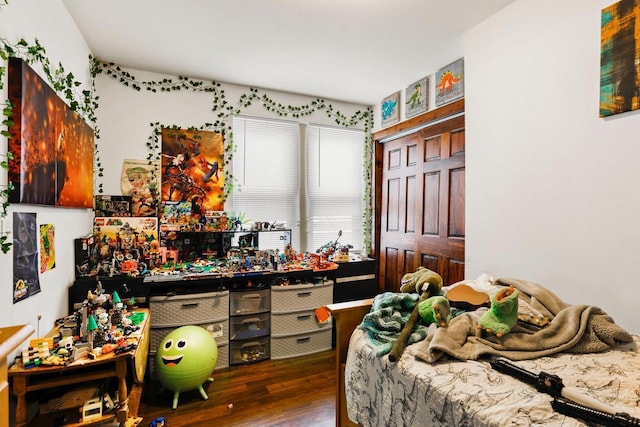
600,0,640,117
435,58,465,107
405,77,429,118
161,128,225,213
381,91,401,127
7,57,94,208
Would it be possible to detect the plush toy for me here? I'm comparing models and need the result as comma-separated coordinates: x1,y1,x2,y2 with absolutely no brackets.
418,296,451,327
477,285,519,338
400,267,443,295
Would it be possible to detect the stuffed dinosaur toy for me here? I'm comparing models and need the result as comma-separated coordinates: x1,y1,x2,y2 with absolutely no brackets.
476,285,519,338
418,295,451,327
400,267,443,295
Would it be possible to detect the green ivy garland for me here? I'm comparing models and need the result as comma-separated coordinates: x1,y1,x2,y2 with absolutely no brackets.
0,35,374,254
92,61,374,253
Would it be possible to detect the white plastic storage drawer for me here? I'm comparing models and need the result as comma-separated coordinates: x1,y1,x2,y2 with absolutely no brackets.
230,288,270,315
271,282,333,313
150,291,229,327
271,309,331,335
150,319,228,353
230,313,270,340
230,337,270,364
271,328,332,360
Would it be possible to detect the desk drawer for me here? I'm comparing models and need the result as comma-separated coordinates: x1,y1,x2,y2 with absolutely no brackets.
271,282,333,313
150,291,228,326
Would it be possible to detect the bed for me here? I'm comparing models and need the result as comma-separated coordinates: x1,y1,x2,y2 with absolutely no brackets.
327,277,640,427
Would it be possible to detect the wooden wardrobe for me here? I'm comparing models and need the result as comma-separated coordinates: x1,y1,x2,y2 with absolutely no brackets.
373,99,465,292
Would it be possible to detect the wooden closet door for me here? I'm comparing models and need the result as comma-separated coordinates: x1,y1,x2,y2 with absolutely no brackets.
377,113,465,292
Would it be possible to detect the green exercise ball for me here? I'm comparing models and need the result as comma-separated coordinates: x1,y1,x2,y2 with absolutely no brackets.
155,325,218,394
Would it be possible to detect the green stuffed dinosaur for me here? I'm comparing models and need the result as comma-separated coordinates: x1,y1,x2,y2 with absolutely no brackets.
418,295,451,327
476,285,519,338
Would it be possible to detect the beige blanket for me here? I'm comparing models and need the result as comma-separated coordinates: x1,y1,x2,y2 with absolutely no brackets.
413,277,634,363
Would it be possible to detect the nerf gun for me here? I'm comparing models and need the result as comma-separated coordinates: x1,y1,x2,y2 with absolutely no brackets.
490,358,640,427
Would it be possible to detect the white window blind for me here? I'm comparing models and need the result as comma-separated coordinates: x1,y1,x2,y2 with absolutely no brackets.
306,125,364,253
231,116,300,248
231,116,365,254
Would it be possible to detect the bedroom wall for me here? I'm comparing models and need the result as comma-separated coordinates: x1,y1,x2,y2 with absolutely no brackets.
0,1,94,342
93,68,367,197
465,0,640,333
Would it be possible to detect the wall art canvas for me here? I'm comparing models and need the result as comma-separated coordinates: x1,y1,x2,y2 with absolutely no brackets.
13,212,40,303
435,58,465,107
161,128,225,212
405,77,429,118
7,57,94,207
381,91,401,128
600,0,640,117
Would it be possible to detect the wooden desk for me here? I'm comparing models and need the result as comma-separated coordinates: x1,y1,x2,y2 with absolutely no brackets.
8,309,149,427
1,324,35,427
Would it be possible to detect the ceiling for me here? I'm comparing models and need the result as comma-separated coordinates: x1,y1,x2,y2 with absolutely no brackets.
62,0,515,106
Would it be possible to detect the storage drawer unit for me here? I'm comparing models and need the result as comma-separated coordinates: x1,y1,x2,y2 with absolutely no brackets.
230,337,270,364
271,281,333,359
270,281,333,313
271,309,331,335
151,291,229,326
271,328,332,360
230,313,270,340
149,290,229,373
230,288,270,315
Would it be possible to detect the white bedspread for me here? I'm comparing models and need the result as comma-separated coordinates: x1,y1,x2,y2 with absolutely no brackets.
345,328,640,427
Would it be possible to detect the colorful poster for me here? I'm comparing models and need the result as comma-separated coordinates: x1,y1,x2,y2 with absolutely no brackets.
39,223,55,273
161,128,224,212
13,212,40,303
121,159,160,217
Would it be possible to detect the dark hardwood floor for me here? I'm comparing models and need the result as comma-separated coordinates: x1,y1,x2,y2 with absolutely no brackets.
138,349,336,426
23,349,336,426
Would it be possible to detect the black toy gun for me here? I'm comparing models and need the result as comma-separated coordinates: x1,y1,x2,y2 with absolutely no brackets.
490,358,640,427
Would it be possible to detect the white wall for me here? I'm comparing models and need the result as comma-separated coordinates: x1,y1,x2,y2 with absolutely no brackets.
465,0,640,333
0,1,94,347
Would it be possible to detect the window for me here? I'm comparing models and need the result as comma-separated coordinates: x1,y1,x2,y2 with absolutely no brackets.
231,116,364,254
231,116,300,246
305,125,364,254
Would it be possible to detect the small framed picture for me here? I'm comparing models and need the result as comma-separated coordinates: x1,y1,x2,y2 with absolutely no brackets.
381,91,401,127
405,77,429,118
435,57,464,107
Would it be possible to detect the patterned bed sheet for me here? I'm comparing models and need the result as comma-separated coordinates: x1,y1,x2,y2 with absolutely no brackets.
345,328,640,427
